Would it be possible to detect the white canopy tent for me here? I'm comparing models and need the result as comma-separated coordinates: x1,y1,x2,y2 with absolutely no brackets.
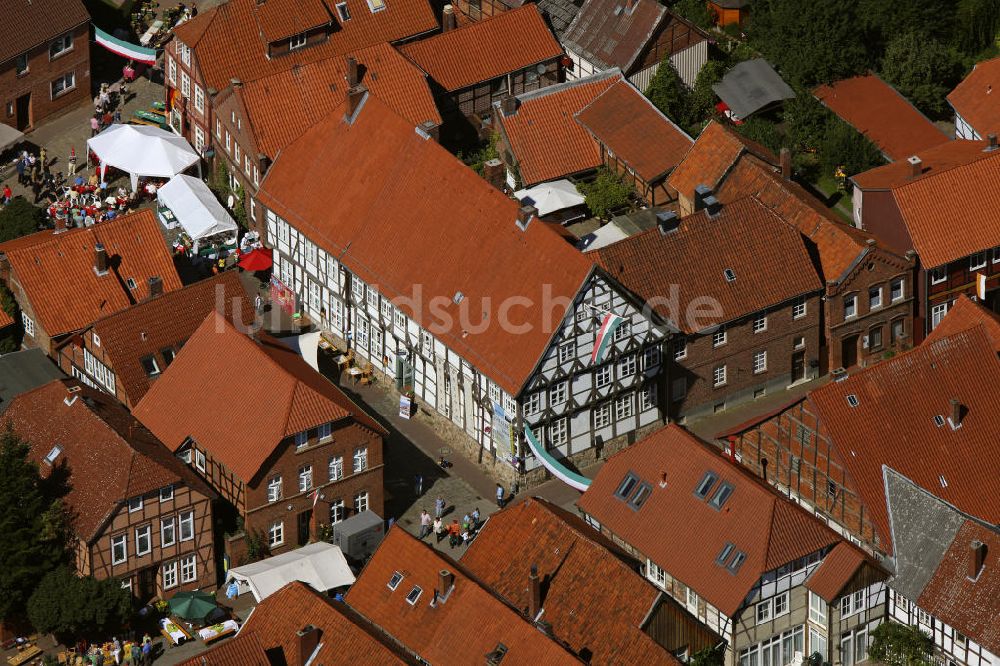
276,331,322,372
87,124,200,192
514,179,586,217
157,174,237,250
224,542,355,602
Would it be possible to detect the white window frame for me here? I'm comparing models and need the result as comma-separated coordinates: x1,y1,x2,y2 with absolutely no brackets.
673,338,687,360
613,319,631,341
268,475,282,502
641,383,657,410
354,490,369,513
161,517,176,547
50,72,76,99
181,71,190,98
550,381,568,405
298,464,313,492
809,591,827,624
548,418,568,447
525,393,541,415
168,57,177,85
289,33,307,50
160,485,173,502
179,510,194,541
129,496,143,513
930,267,947,285
615,393,634,420
269,520,284,547
753,315,767,333
318,422,332,441
162,561,178,589
930,302,949,329
792,297,807,319
595,364,612,388
753,351,767,374
774,591,789,617
194,126,205,153
643,346,660,369
890,277,904,302
756,599,772,624
295,431,308,448
329,456,344,481
180,554,197,583
49,33,74,59
618,354,636,378
712,328,727,347
194,85,205,113
593,402,612,429
970,251,987,271
844,294,857,319
353,447,368,473
330,498,345,524
194,449,206,472
713,365,727,387
869,286,882,310
135,524,152,556
558,340,575,364
111,534,127,565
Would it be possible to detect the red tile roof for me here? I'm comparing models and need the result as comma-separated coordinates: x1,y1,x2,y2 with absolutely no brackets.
88,272,256,407
0,211,183,338
180,581,417,665
578,424,843,617
462,498,681,665
563,0,668,72
398,6,562,91
918,520,1000,655
803,542,871,603
813,75,950,162
808,326,1000,554
596,196,821,333
890,148,1000,267
3,380,208,542
497,73,618,186
947,56,1000,139
666,121,748,204
0,0,90,64
345,527,580,664
923,294,1000,352
851,139,992,190
255,0,334,42
134,311,383,482
236,43,441,158
0,307,13,330
173,0,437,92
256,94,595,395
574,79,693,182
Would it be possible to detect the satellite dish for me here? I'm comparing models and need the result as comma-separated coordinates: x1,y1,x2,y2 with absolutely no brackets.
227,194,235,208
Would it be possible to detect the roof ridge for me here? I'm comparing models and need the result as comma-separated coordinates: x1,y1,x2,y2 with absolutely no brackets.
893,141,1000,193
511,68,624,105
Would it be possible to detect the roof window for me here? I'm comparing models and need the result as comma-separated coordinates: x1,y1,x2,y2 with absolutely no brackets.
45,445,63,465
716,542,735,566
709,482,735,510
387,571,403,590
336,2,351,21
694,471,718,500
615,473,639,500
405,585,422,605
727,551,747,574
724,268,736,282
141,355,161,377
628,482,652,511
846,394,859,407
933,415,945,427
366,0,386,11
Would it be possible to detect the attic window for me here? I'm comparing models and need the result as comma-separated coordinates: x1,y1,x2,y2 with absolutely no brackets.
45,445,63,464
289,33,307,50
405,585,422,605
933,415,945,427
724,268,736,283
336,2,351,21
366,0,386,12
162,348,176,367
615,473,640,500
846,394,859,408
727,551,747,574
140,355,161,377
387,571,403,590
709,482,735,510
126,277,138,290
694,471,718,500
627,482,652,511
716,542,735,566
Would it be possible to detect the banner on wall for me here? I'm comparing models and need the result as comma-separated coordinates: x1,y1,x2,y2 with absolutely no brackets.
492,402,516,465
269,275,296,315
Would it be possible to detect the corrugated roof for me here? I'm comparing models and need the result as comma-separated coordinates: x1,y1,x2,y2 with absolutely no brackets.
596,196,821,333
574,79,692,182
803,542,870,602
398,6,562,91
712,59,794,120
134,311,383,482
814,75,950,162
851,139,992,190
0,0,90,64
563,0,667,72
0,211,183,338
890,148,1000,267
923,295,1000,352
947,56,1000,139
462,498,681,665
578,424,842,617
256,94,595,395
346,527,579,664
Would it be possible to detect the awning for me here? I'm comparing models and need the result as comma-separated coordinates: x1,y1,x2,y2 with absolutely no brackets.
514,179,586,217
0,123,24,153
157,174,237,241
524,423,591,491
88,124,200,191
224,542,355,602
276,330,322,372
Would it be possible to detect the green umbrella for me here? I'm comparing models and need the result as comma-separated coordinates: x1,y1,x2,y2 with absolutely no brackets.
168,590,217,621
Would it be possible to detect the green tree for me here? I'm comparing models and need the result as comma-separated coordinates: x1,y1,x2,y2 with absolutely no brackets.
820,117,885,177
785,91,830,153
646,60,691,126
673,0,715,30
0,431,70,624
28,567,131,640
868,622,934,666
953,0,1000,56
880,31,961,118
686,59,728,132
0,284,20,353
0,197,44,243
690,644,726,666
733,116,785,155
579,168,632,219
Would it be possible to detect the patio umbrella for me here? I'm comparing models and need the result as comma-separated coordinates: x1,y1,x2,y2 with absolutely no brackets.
238,248,273,271
168,590,217,621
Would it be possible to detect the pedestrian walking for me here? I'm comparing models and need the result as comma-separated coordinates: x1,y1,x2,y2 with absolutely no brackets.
68,147,77,175
90,115,100,136
433,516,443,542
414,474,423,497
254,292,263,313
141,638,151,666
471,507,480,528
418,509,431,539
434,496,445,519
2,185,11,205
496,483,505,508
38,147,46,168
15,157,25,185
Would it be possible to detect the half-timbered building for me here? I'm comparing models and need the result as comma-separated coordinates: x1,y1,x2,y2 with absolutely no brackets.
4,380,216,600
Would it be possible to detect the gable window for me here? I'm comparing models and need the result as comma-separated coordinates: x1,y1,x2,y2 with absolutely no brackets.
161,517,176,547
753,351,767,374
194,449,206,472
140,355,160,377
844,294,857,319
593,402,612,429
712,328,727,347
890,278,904,302
558,340,575,364
753,316,767,333
162,561,178,589
550,381,568,406
111,534,127,565
267,475,282,502
393,309,406,329
135,524,152,556
328,456,344,481
268,520,284,547
930,267,947,285
713,365,727,387
336,2,351,21
970,251,987,271
49,33,73,59
129,496,143,513
618,354,636,378
421,331,433,357
525,392,541,415
673,338,687,360
298,464,313,492
615,393,634,420
289,33,307,50
160,485,173,502
179,511,194,541
869,286,882,309
548,418,568,447
647,560,666,587
792,297,807,319
595,364,612,388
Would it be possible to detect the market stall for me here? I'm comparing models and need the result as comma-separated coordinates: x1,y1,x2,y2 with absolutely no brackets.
87,124,200,192
157,174,237,253
224,542,355,602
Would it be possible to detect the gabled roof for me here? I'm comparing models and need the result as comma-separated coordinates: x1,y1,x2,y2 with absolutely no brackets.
814,75,950,162
803,542,872,603
172,0,437,92
462,498,681,665
344,527,580,664
398,6,562,91
3,380,211,542
947,56,1000,138
596,196,821,333
808,326,1000,554
256,94,595,395
88,272,256,406
0,349,64,413
254,0,333,43
924,294,1000,352
0,0,90,64
180,581,418,665
666,121,748,202
851,139,992,190
578,425,843,617
536,0,584,37
918,521,1000,655
563,0,668,72
712,59,794,120
232,42,441,159
574,79,693,181
134,312,383,482
890,148,1000,267
0,210,183,338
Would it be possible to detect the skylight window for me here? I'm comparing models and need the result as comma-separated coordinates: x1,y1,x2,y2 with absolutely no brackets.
846,394,859,407
366,0,386,11
727,551,747,574
724,268,736,282
709,482,735,510
405,585,422,605
716,542,735,566
336,2,351,21
628,483,652,510
45,445,63,464
694,471,718,500
387,571,403,590
933,415,945,427
615,473,639,500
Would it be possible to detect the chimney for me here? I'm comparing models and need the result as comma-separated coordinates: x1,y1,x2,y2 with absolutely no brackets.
418,120,439,142
528,564,541,619
656,211,679,235
147,276,164,299
907,155,922,179
294,625,320,666
987,134,998,151
230,77,242,89
950,398,964,428
779,147,792,179
970,541,987,580
346,84,367,120
94,243,109,276
442,4,457,31
702,195,722,217
500,95,518,116
482,158,505,191
439,569,455,598
346,56,359,88
693,184,712,211
516,204,536,231
258,153,271,176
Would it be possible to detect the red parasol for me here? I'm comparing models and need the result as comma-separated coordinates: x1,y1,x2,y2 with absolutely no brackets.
238,248,273,271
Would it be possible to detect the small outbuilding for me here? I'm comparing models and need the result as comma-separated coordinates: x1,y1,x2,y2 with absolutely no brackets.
712,59,795,121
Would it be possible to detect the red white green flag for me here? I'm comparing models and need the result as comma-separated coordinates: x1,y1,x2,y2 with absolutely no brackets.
590,312,624,365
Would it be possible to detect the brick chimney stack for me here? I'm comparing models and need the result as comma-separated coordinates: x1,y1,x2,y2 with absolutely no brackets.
528,564,540,619
907,155,922,179
294,625,320,666
346,56,359,88
950,398,964,428
94,243,109,276
346,84,367,120
443,4,457,31
147,276,164,299
482,158,505,191
970,541,987,580
516,204,536,231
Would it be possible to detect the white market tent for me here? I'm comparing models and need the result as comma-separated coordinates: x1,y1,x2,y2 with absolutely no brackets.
225,542,355,602
157,174,237,249
514,179,586,217
87,124,200,191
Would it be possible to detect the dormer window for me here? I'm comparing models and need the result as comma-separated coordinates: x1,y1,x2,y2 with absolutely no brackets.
366,0,386,11
141,356,161,377
289,33,307,50
336,2,351,21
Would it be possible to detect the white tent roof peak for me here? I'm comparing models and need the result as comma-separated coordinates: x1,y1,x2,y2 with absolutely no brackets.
225,542,355,602
157,174,237,241
87,124,200,179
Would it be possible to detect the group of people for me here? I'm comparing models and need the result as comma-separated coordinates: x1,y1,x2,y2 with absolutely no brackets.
418,502,482,549
75,634,153,665
12,148,68,205
91,83,125,137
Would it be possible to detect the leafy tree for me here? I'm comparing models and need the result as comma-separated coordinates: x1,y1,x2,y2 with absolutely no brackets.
820,117,885,177
748,0,870,86
242,528,271,565
686,59,728,132
880,31,962,118
690,644,726,666
857,0,955,45
0,431,71,624
673,0,715,30
28,567,131,640
785,91,830,153
0,284,20,353
953,0,1000,56
868,622,934,666
733,116,785,155
646,60,691,126
0,197,44,243
579,168,632,219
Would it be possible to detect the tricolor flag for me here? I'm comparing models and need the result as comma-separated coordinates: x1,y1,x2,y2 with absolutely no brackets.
310,488,321,509
977,272,988,300
94,26,158,65
590,312,625,365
